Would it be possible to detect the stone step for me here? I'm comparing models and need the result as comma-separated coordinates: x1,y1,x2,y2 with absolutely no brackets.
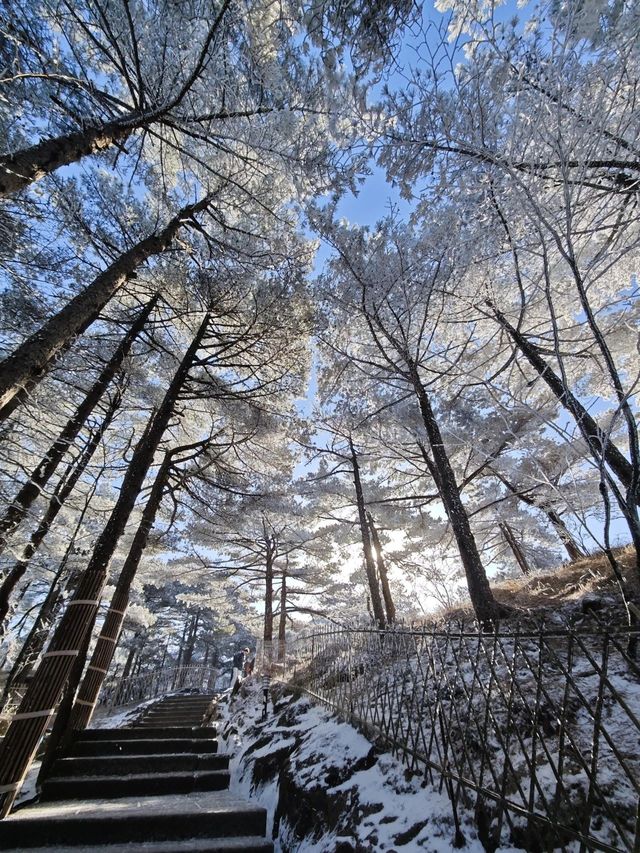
147,694,215,708
138,717,209,726
140,706,212,716
154,692,216,699
151,694,215,707
0,791,267,848
150,698,214,705
69,737,218,756
143,706,211,713
82,727,216,740
157,692,216,698
50,752,230,777
140,711,210,720
0,836,273,852
41,769,231,800
136,717,208,727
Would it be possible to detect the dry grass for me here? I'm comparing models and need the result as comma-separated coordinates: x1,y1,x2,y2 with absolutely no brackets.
435,545,639,624
492,544,638,610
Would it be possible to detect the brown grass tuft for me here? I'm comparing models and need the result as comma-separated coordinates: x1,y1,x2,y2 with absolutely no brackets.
430,546,638,625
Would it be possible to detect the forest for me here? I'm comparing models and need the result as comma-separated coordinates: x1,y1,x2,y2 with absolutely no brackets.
0,0,638,822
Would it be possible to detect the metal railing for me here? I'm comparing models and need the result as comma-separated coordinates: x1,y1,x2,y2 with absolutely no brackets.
98,665,218,711
279,619,640,851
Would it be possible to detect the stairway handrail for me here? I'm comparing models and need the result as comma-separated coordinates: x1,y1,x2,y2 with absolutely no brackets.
99,664,218,710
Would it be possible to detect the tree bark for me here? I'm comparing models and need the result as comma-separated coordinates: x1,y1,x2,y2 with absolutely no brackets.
367,512,396,624
0,0,232,197
121,637,139,681
545,508,586,562
0,311,211,818
264,537,275,645
0,194,211,420
490,305,636,492
277,562,287,663
349,439,386,628
0,294,156,549
182,610,200,669
411,369,504,623
0,578,65,713
134,649,145,676
0,385,122,629
69,454,172,730
36,639,90,785
0,117,138,197
176,617,191,670
0,481,99,712
492,469,586,562
499,521,532,575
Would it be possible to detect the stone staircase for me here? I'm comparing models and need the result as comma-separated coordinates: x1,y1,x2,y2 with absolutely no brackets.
0,692,273,852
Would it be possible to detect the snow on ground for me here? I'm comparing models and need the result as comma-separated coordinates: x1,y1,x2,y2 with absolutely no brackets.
13,760,41,809
218,680,523,852
89,702,147,729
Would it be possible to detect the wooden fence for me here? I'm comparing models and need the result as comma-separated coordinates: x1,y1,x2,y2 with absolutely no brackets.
280,619,640,851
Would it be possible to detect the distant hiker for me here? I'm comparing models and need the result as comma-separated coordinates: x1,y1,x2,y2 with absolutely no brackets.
230,647,250,692
243,655,255,677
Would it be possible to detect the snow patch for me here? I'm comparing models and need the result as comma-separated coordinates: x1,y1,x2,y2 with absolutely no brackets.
219,681,502,851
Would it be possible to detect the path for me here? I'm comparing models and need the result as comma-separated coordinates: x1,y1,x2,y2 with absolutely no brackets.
0,692,273,851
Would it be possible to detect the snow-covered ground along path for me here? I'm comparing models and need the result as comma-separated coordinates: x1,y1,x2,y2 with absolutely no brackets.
219,681,519,853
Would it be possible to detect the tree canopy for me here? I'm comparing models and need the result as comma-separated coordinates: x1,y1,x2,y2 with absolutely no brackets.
0,0,639,811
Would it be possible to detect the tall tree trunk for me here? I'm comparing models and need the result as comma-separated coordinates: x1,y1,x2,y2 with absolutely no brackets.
176,617,191,670
349,439,386,628
134,651,145,677
264,539,275,646
121,637,139,681
0,194,211,420
0,478,100,712
367,512,396,624
545,508,586,562
160,643,168,669
0,312,211,818
0,117,138,197
0,0,232,197
69,455,171,730
277,561,287,663
182,610,200,669
410,367,504,623
37,639,90,785
499,521,532,575
492,469,586,562
0,294,157,547
489,305,635,492
0,576,65,713
0,387,122,629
